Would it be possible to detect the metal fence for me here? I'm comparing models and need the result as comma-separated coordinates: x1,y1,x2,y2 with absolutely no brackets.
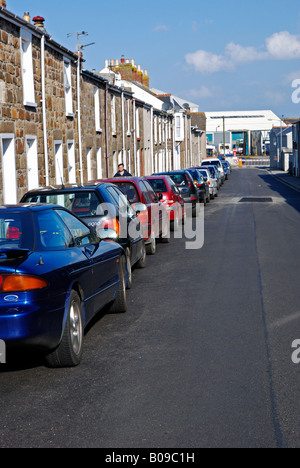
242,158,270,167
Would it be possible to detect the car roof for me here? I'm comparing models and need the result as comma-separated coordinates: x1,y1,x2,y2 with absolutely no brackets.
22,183,115,196
0,203,62,212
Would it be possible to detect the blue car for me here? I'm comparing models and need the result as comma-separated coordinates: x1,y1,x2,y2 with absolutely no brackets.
0,204,127,367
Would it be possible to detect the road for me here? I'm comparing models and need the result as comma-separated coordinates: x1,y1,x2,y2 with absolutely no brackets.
1,167,300,448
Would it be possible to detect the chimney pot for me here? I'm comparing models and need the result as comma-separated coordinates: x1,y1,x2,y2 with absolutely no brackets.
121,55,125,64
131,59,135,68
115,59,119,66
33,16,46,30
0,1,7,8
23,12,31,22
125,59,130,64
105,59,109,68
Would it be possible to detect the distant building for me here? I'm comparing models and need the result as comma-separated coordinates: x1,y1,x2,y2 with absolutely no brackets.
206,110,283,156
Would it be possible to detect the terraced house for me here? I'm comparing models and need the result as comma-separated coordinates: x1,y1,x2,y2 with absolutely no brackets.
0,1,205,204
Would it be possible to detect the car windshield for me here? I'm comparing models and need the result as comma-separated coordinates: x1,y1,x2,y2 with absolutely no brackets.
199,170,208,178
0,211,35,251
168,174,188,186
147,179,168,193
114,182,140,203
23,191,103,219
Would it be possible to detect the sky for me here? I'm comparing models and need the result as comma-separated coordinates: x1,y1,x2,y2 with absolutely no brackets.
8,0,300,117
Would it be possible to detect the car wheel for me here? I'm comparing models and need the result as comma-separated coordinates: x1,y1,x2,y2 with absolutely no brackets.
125,248,132,289
136,241,146,269
110,256,127,314
46,290,83,368
146,231,156,255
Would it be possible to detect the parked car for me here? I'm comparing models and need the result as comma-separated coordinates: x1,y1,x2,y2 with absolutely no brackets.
21,183,146,290
186,168,210,205
153,170,199,217
195,165,221,191
221,161,229,180
196,168,218,200
145,175,185,231
0,204,127,367
223,160,231,174
201,158,225,184
94,177,170,256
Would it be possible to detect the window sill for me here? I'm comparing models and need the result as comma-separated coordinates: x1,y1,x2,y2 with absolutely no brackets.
24,101,37,108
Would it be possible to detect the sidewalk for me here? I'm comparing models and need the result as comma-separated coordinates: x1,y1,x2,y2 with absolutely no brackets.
267,169,300,193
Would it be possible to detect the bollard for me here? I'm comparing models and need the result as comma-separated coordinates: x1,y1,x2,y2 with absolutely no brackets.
239,158,243,167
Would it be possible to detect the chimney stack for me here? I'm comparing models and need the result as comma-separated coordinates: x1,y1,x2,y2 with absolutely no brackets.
0,1,6,8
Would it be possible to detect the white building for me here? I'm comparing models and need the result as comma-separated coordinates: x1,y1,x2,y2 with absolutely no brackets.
206,110,284,155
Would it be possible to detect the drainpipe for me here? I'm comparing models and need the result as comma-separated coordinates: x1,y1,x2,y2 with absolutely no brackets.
133,98,136,176
77,54,83,185
105,82,109,177
121,90,125,163
150,106,153,174
41,34,49,185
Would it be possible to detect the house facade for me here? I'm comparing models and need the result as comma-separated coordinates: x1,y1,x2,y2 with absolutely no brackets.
0,3,205,205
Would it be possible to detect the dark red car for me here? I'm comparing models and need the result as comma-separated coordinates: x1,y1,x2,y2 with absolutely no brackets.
93,177,169,255
145,175,185,231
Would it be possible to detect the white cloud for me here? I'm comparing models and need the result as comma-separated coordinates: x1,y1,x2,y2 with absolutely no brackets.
185,50,232,74
153,24,170,32
185,31,300,74
188,86,214,99
266,31,300,60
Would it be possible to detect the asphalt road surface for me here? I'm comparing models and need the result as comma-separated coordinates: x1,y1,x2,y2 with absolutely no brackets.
1,167,300,448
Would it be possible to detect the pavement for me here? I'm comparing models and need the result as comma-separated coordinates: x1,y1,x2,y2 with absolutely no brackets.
267,169,300,193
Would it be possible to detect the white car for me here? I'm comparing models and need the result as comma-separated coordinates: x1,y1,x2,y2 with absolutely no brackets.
201,158,226,184
198,168,218,200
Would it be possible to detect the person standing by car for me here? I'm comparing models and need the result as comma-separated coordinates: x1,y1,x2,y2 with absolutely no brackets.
114,163,132,177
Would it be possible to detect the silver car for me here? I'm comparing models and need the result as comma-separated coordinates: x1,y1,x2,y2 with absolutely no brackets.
198,168,218,200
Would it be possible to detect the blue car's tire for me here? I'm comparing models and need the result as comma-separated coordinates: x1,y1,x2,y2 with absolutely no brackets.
45,290,83,368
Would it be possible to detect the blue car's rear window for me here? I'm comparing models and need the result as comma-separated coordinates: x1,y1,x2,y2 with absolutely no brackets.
0,211,35,251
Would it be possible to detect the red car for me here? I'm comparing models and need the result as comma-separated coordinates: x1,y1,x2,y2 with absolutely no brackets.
145,175,185,231
93,177,169,255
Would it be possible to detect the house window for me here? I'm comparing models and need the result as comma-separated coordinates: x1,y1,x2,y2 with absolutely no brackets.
87,148,92,181
1,135,17,204
67,141,76,184
63,58,73,117
26,136,38,190
94,87,101,133
126,99,131,136
136,107,140,139
111,95,116,135
175,114,184,141
154,116,158,145
97,148,102,179
54,141,64,185
159,118,162,143
20,29,36,107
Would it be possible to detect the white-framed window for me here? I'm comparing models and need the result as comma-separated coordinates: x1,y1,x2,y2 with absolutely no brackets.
111,94,116,135
127,150,131,174
67,140,76,184
26,136,39,190
20,29,36,108
159,118,162,143
136,107,140,139
0,135,17,204
97,148,102,179
63,58,73,117
154,116,158,145
94,87,102,133
175,113,184,141
54,141,64,185
87,148,92,181
113,151,118,175
126,99,131,136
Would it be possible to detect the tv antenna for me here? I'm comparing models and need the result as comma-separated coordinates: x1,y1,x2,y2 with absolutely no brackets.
67,31,95,53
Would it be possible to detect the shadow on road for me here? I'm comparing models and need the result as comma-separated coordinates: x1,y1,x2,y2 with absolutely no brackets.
258,171,300,214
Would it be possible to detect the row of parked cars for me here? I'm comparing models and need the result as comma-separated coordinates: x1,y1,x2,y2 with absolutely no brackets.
0,158,231,368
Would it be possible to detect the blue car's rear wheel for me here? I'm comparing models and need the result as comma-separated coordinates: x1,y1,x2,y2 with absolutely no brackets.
46,290,83,368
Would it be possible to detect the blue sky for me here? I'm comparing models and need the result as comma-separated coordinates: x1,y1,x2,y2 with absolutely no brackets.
9,0,300,117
